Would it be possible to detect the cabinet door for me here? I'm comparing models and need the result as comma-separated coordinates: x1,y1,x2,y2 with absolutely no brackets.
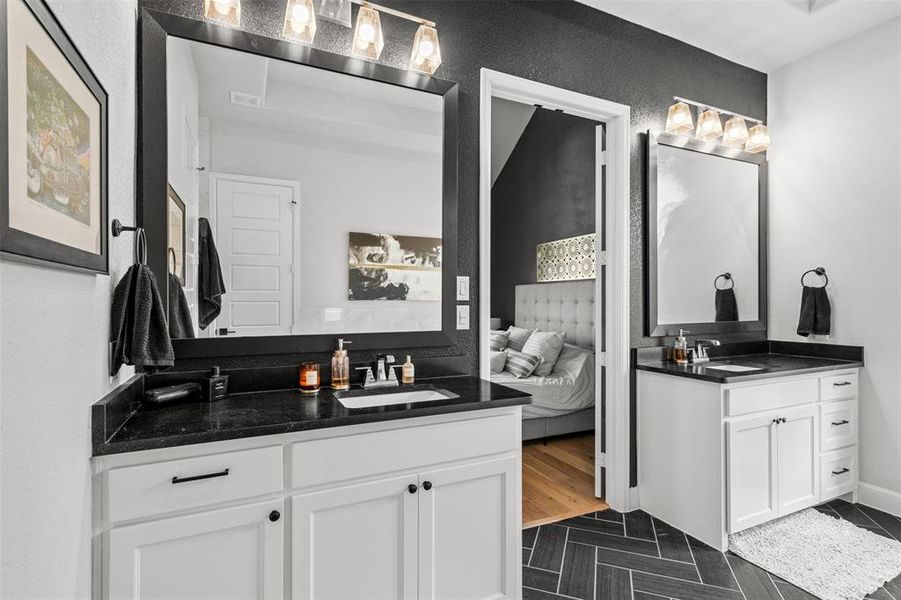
418,455,519,600
292,474,418,600
777,404,820,516
727,414,778,533
107,499,284,600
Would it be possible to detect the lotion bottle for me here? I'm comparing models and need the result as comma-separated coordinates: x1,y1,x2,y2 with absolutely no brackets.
402,355,415,384
673,330,689,365
331,339,351,390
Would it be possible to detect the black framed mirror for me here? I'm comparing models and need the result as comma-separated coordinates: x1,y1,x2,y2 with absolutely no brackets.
646,131,767,337
138,9,458,358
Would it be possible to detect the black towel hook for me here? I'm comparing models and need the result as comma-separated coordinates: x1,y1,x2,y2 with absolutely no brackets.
801,267,828,287
714,272,734,290
111,219,146,265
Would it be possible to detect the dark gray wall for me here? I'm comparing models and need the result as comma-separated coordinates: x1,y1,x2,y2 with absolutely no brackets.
491,109,598,327
140,0,768,371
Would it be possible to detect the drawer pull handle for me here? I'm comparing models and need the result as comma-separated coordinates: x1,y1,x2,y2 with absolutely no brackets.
831,420,850,426
423,481,433,491
171,468,230,484
833,381,853,387
408,484,418,494
831,468,850,476
269,510,281,522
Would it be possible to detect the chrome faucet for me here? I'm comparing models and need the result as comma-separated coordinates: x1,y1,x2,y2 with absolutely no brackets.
691,339,722,363
356,354,399,389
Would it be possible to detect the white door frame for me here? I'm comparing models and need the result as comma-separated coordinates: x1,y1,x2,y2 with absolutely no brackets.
478,69,634,512
208,171,302,336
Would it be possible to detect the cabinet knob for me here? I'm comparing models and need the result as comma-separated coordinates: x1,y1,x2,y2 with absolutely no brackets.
269,510,280,522
423,481,433,491
408,484,418,494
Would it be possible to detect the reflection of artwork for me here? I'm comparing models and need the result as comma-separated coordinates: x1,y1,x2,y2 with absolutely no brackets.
537,233,596,282
348,232,441,301
25,47,91,225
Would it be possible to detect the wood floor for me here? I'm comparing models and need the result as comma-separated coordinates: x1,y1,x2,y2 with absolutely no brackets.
523,433,608,528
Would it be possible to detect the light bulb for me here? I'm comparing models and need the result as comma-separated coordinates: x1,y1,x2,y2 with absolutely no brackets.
359,22,376,43
664,101,694,136
291,3,310,23
213,0,231,15
418,40,434,58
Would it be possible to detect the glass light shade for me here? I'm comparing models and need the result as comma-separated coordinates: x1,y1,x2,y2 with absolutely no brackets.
409,25,441,75
317,0,351,27
746,124,770,153
722,116,750,148
351,6,384,61
283,0,317,44
695,109,723,141
204,0,240,26
664,101,694,136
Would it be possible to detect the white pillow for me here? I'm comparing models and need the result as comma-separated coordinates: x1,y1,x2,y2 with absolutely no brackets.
506,326,534,352
489,350,507,373
489,330,509,351
522,330,567,377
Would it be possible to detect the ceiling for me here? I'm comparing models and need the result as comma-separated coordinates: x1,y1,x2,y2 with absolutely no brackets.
577,0,901,72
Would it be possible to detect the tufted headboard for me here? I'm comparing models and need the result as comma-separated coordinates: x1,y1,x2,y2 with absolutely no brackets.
515,281,596,350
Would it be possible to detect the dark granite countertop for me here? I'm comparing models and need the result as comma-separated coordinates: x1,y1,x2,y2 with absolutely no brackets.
93,376,531,456
635,353,863,384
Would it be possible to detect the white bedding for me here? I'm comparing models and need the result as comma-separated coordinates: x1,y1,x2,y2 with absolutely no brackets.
490,344,595,419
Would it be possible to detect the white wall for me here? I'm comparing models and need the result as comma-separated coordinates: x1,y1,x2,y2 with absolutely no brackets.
769,18,901,513
0,1,137,597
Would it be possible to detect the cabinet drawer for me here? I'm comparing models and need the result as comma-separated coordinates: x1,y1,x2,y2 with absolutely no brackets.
820,447,857,502
820,400,858,451
106,446,284,524
725,378,818,417
291,414,518,489
820,373,858,401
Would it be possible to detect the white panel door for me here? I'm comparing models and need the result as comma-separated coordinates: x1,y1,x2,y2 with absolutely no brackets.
292,474,419,600
777,404,820,516
214,176,296,336
106,499,284,600
727,413,778,533
418,455,519,600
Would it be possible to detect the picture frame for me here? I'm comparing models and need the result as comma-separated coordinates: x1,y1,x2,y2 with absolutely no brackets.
167,184,186,285
0,0,109,274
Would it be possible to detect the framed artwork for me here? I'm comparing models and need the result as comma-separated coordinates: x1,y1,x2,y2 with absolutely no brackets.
0,0,108,273
348,231,442,301
167,184,186,285
536,233,597,282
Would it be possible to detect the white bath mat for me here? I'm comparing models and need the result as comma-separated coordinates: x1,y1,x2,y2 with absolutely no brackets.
729,508,901,600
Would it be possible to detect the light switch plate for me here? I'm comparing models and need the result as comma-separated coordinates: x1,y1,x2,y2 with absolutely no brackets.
456,305,470,330
456,276,470,301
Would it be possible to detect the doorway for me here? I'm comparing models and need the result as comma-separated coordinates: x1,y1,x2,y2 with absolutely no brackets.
478,69,632,517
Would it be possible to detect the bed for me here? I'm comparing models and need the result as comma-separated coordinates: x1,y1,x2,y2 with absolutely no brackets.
490,281,597,441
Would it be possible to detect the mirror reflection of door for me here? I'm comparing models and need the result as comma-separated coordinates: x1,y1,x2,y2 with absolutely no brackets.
211,174,299,337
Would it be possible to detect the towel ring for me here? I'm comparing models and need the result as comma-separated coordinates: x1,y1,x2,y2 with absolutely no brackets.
168,247,178,275
801,267,828,287
714,273,734,290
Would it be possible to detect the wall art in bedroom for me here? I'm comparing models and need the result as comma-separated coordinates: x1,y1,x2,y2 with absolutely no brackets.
348,232,442,301
536,233,597,282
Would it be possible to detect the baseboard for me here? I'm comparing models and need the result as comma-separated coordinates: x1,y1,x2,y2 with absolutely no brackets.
858,482,901,517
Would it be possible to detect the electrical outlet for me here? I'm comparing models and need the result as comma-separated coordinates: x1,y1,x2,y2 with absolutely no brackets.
456,305,470,330
456,276,470,301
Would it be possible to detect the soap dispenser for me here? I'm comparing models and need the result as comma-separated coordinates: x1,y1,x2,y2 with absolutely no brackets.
331,339,351,391
673,330,689,365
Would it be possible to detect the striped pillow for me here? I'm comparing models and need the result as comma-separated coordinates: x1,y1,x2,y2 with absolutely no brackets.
504,349,541,379
506,326,535,352
490,330,509,351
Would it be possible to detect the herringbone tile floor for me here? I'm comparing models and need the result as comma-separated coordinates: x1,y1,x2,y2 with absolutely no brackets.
522,499,901,600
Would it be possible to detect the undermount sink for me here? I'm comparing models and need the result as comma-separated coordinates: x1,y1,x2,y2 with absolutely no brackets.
335,387,459,409
702,364,763,373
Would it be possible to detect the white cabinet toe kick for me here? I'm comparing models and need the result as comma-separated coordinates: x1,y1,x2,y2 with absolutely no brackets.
92,407,523,600
637,369,859,551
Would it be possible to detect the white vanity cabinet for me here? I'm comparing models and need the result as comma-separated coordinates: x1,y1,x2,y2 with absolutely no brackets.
93,407,522,600
638,367,859,551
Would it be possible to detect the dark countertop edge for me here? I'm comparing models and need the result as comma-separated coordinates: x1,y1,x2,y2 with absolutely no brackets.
93,379,531,457
635,358,864,384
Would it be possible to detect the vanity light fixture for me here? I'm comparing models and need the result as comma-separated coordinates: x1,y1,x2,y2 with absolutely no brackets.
283,0,317,44
722,116,750,148
409,23,441,75
745,124,770,154
351,5,384,61
664,101,694,136
317,0,352,27
695,108,723,141
203,0,240,27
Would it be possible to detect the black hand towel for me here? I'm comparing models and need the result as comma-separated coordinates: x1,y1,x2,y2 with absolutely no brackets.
110,264,174,375
715,288,739,322
167,273,196,339
797,286,831,336
198,217,226,329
